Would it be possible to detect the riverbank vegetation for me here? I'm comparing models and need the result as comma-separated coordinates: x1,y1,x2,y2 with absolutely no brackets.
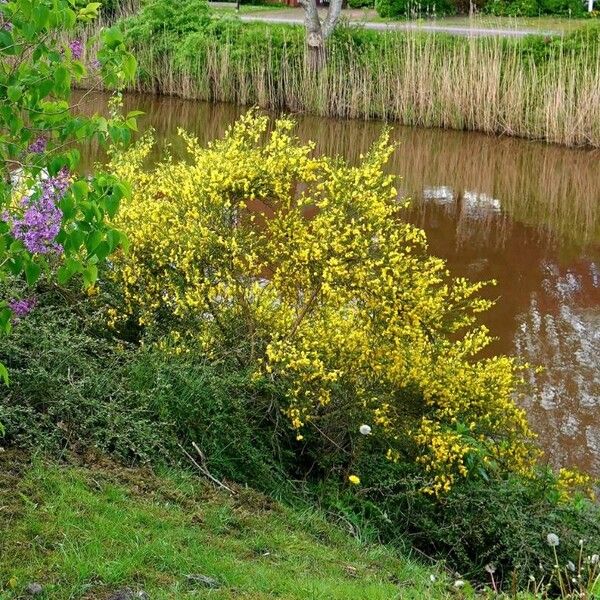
2,1,600,597
80,0,600,147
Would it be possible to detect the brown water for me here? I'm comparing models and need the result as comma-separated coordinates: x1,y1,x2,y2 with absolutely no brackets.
83,93,600,476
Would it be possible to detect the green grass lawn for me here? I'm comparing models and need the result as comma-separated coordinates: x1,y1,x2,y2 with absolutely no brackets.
0,454,453,600
344,8,589,31
405,14,590,31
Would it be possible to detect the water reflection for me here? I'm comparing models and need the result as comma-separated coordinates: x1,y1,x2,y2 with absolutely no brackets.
78,92,600,475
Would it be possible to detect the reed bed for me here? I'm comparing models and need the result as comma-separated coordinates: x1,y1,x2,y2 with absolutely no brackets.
74,14,600,147
117,27,600,148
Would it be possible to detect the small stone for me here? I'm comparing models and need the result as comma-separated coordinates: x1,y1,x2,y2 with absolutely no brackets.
26,582,43,596
186,574,220,589
107,589,148,600
344,565,358,578
107,589,134,600
108,588,150,600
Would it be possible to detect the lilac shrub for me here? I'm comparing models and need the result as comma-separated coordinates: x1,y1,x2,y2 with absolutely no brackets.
0,0,139,385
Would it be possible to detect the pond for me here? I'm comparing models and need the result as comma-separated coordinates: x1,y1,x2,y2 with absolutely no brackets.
81,92,600,477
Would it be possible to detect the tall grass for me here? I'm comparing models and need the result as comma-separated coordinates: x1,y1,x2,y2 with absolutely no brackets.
122,26,599,147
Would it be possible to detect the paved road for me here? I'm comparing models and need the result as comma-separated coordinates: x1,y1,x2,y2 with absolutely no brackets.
239,14,554,36
209,4,557,37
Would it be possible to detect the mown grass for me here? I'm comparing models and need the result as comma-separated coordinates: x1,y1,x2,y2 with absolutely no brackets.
0,454,451,600
412,14,591,31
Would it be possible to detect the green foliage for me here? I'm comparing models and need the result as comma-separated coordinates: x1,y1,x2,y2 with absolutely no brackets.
124,0,210,37
375,0,456,18
516,21,600,61
348,0,376,9
485,0,586,17
321,450,600,588
0,288,167,463
0,281,289,491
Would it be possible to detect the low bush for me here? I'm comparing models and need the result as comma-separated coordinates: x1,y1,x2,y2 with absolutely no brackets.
375,0,456,18
485,0,586,16
322,449,600,588
348,0,376,8
0,282,289,491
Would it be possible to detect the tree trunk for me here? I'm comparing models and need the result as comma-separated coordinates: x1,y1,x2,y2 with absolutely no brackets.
299,0,344,71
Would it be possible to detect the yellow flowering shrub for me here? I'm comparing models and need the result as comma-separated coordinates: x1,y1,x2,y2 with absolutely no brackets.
108,111,538,495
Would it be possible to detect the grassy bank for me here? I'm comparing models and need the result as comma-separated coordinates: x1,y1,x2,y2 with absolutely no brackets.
78,3,600,147
0,454,450,600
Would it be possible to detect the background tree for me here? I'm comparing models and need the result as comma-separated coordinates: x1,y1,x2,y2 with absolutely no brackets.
299,0,344,68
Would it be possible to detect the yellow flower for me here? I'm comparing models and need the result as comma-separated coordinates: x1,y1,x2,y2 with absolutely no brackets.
348,475,361,485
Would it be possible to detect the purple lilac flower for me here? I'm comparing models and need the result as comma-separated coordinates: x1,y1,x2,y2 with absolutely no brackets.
3,168,69,255
9,297,36,319
0,1,10,30
28,136,47,154
91,58,101,70
69,39,83,60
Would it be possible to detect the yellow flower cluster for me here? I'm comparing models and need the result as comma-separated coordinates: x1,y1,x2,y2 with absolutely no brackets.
556,468,594,502
109,110,538,494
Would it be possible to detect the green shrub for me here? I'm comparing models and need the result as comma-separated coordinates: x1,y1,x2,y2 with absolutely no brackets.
320,450,600,587
485,0,586,16
348,0,376,8
517,21,600,62
375,0,456,18
0,282,289,491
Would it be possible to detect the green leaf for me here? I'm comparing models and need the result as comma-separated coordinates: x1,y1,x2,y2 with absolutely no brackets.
7,86,22,102
25,261,41,285
0,362,8,386
0,307,12,334
104,184,127,218
93,240,111,262
82,263,98,287
0,30,16,56
71,180,89,202
102,27,124,50
34,4,50,29
54,65,70,91
65,228,84,253
122,53,137,81
59,193,76,219
86,230,103,254
57,257,81,285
